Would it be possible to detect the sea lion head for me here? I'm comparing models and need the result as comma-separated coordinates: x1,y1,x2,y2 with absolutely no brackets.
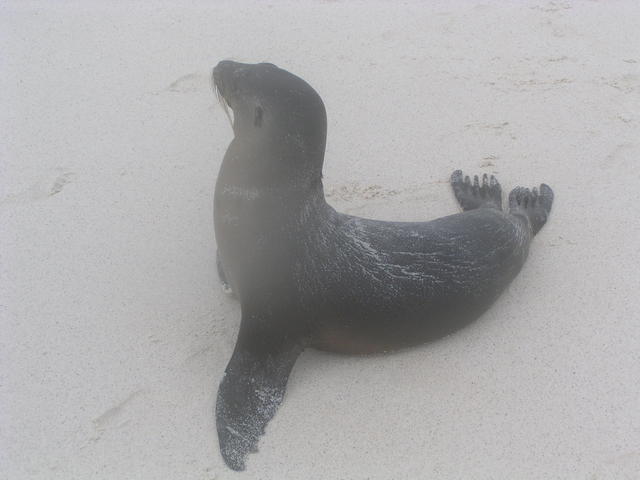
213,61,327,187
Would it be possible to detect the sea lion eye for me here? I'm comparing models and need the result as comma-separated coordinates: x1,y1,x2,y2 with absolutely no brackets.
254,106,263,127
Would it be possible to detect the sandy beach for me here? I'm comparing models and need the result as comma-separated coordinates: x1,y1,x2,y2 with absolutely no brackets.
2,1,639,478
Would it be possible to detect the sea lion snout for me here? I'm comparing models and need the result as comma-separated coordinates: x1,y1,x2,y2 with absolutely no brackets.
213,60,263,105
213,60,281,86
213,60,241,78
212,60,239,99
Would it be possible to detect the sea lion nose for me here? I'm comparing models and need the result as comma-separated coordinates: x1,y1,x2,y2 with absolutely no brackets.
213,61,249,92
214,60,244,77
213,61,232,82
213,61,239,96
213,61,235,81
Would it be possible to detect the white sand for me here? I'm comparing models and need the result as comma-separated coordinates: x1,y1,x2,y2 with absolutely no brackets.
2,1,639,478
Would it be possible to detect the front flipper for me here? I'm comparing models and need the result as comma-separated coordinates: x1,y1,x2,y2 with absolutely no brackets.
216,319,303,470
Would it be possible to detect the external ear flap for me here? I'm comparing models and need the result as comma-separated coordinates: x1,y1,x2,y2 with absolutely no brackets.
254,106,263,127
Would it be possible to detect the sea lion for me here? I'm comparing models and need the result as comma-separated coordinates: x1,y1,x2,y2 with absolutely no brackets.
211,60,553,470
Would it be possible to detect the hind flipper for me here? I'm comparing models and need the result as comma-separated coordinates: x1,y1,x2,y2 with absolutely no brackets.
508,184,554,235
451,170,502,211
216,316,302,471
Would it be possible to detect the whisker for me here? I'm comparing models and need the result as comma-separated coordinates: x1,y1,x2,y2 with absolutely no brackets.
213,81,234,128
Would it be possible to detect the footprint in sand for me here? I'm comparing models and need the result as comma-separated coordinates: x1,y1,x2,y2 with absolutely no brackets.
84,390,145,447
0,168,74,212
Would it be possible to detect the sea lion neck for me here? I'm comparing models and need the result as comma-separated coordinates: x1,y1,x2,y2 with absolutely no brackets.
221,122,327,198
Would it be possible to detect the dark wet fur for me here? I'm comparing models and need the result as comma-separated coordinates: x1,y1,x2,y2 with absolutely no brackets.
211,61,554,470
